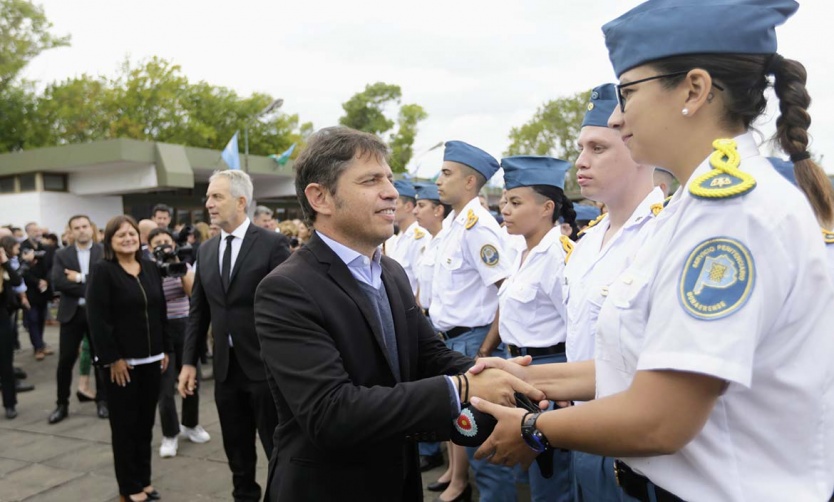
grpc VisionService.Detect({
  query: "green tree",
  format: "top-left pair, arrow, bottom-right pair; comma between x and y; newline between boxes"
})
505,91 -> 590,193
0,0 -> 69,88
389,104 -> 428,172
0,81 -> 37,151
339,82 -> 402,135
339,82 -> 428,173
15,56 -> 312,158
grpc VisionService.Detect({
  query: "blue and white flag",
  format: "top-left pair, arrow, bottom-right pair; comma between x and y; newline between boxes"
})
221,132 -> 240,170
269,143 -> 296,166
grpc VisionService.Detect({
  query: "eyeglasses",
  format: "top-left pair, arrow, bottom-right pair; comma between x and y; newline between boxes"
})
615,71 -> 725,112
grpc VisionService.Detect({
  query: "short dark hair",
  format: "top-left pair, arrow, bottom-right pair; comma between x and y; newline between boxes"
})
293,126 -> 389,224
148,227 -> 174,246
152,204 -> 173,218
398,195 -> 416,208
67,214 -> 91,228
531,185 -> 578,236
102,215 -> 142,262
428,200 -> 453,218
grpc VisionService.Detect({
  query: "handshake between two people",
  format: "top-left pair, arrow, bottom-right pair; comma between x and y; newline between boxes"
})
452,355 -> 554,472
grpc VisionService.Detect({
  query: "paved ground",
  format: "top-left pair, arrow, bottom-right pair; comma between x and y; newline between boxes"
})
0,324 -> 482,501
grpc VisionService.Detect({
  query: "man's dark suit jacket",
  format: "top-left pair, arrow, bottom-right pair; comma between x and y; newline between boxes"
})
51,243 -> 103,324
254,233 -> 473,502
184,223 -> 290,382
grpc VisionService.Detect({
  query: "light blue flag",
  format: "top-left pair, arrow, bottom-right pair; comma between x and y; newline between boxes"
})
221,132 -> 240,170
269,143 -> 296,166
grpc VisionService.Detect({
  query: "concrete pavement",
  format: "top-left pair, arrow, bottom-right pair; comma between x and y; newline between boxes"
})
0,324 -> 482,501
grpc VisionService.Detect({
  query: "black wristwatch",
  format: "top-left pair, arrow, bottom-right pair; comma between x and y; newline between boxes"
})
520,412 -> 550,453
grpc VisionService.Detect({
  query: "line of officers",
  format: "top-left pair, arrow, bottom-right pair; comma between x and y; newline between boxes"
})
379,83 -> 834,502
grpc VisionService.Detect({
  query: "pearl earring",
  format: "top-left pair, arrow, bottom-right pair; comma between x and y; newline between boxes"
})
682,108 -> 689,116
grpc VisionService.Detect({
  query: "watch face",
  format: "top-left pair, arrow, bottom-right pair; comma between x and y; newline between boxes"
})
522,414 -> 546,453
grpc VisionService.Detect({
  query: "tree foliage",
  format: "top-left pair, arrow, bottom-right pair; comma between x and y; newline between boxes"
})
0,56 -> 312,157
339,82 -> 428,172
505,91 -> 591,193
389,104 -> 428,172
0,0 -> 69,88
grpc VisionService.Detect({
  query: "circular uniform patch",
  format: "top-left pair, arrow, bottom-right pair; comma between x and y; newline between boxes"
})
480,244 -> 499,267
679,237 -> 755,320
455,408 -> 477,437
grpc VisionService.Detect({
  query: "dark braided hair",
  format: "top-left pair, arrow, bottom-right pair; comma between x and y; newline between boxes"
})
649,53 -> 834,228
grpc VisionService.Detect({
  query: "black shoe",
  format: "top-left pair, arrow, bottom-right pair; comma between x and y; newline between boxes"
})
5,407 -> 17,419
433,484 -> 471,502
76,390 -> 95,402
15,380 -> 34,393
48,405 -> 68,424
144,489 -> 161,500
419,453 -> 444,472
97,401 -> 109,419
427,480 -> 451,492
13,367 -> 26,380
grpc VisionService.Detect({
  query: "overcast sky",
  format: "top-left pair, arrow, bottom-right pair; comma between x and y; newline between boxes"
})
23,0 -> 834,177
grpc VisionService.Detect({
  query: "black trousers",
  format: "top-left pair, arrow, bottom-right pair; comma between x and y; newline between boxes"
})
0,313 -> 16,408
106,361 -> 161,496
56,306 -> 108,406
215,349 -> 278,502
158,317 -> 199,437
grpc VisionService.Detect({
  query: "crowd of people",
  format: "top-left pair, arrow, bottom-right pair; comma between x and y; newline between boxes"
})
3,0 -> 834,501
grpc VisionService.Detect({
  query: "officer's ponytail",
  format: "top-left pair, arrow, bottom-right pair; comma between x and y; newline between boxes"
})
531,185 -> 578,238
771,56 -> 834,228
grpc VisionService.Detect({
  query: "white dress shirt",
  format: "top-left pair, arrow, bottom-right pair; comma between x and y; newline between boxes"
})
218,217 -> 251,347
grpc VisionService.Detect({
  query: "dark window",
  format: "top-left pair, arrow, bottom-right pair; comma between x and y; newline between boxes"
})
42,174 -> 67,191
0,177 -> 14,193
18,174 -> 36,192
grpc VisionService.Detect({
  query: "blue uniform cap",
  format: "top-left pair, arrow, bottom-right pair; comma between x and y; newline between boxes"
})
602,0 -> 799,77
393,179 -> 417,199
575,205 -> 601,222
413,182 -> 441,202
767,157 -> 796,187
501,156 -> 571,191
582,84 -> 618,128
443,141 -> 500,181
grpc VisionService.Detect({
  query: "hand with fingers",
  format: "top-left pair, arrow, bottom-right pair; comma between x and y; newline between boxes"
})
466,366 -> 545,408
471,397 -> 540,469
110,359 -> 132,387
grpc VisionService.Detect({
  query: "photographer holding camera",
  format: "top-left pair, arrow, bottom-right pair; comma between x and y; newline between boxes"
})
148,228 -> 210,458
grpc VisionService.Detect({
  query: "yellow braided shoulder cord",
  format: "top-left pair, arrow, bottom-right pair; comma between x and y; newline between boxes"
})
559,235 -> 574,264
822,228 -> 834,245
689,138 -> 757,199
577,213 -> 606,237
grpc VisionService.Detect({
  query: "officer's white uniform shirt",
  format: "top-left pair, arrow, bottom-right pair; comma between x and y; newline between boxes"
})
430,197 -> 511,332
825,235 -> 834,282
415,231 -> 440,309
563,187 -> 664,363
382,233 -> 398,258
498,227 -> 568,348
500,226 -> 526,267
387,220 -> 428,295
595,132 -> 834,501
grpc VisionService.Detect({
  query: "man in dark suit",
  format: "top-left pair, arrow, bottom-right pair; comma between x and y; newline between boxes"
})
48,215 -> 107,424
179,169 -> 290,502
254,127 -> 545,501
19,221 -> 54,360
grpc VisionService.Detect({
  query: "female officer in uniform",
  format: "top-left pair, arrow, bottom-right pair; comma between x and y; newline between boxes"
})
468,1 -> 834,501
497,156 -> 576,502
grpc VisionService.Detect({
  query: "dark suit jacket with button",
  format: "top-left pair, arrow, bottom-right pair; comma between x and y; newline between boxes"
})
51,243 -> 103,324
254,232 -> 473,502
183,223 -> 290,382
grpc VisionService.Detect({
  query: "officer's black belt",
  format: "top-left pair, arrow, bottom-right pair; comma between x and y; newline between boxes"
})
614,460 -> 684,502
438,326 -> 473,340
508,343 -> 565,358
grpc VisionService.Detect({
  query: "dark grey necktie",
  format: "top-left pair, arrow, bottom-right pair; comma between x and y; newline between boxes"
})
221,235 -> 234,292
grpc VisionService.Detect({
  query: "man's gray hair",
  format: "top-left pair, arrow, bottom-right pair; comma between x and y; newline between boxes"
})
210,170 -> 254,208
253,205 -> 273,218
